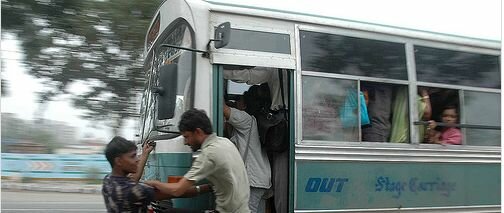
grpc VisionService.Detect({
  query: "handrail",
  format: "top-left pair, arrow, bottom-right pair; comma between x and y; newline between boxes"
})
414,121 -> 500,130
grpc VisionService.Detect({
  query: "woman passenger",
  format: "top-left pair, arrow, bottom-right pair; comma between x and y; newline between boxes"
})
427,106 -> 462,145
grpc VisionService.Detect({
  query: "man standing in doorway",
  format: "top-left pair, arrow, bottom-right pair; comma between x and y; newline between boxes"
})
224,88 -> 272,213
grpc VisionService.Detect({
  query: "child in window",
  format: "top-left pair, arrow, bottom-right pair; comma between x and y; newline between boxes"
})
427,106 -> 462,145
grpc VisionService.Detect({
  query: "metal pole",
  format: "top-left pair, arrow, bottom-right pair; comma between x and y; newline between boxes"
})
413,121 -> 500,130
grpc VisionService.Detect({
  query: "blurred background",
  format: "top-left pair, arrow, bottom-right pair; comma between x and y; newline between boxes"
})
1,1 -> 161,211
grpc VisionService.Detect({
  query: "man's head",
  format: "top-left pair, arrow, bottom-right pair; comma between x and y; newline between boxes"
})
104,136 -> 138,174
178,108 -> 213,152
243,84 -> 270,115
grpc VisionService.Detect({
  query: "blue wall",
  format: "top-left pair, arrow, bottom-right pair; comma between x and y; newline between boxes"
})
1,153 -> 111,179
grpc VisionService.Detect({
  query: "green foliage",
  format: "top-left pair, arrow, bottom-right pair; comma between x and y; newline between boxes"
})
1,0 -> 162,133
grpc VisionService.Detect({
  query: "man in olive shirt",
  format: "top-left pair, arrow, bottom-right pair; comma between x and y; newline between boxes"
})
146,109 -> 250,213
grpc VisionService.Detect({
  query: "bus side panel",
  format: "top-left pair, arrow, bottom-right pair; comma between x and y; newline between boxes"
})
295,161 -> 500,210
144,137 -> 213,210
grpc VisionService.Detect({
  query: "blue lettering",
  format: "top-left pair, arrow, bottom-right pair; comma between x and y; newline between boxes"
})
419,182 -> 428,191
375,176 -> 386,192
305,177 -> 348,193
318,178 -> 335,192
375,176 -> 406,198
377,176 -> 457,198
427,181 -> 437,191
305,178 -> 321,192
437,181 -> 456,197
409,178 -> 418,193
334,178 -> 348,192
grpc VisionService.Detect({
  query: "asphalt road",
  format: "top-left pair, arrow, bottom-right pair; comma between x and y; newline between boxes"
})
2,190 -> 106,212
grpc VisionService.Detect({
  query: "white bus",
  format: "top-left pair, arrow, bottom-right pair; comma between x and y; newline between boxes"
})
140,0 -> 501,212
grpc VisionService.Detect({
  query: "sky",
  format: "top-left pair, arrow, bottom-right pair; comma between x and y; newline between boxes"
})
213,0 -> 501,40
1,0 -> 501,142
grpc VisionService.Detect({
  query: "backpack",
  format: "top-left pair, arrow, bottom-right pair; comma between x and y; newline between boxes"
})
246,71 -> 289,153
255,108 -> 289,153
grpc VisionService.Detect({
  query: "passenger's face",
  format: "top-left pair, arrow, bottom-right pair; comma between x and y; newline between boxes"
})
116,150 -> 138,174
441,109 -> 458,124
181,130 -> 202,152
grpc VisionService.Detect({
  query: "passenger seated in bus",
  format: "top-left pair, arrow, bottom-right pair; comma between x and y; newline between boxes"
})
224,67 -> 289,213
224,87 -> 272,213
427,106 -> 462,145
389,87 -> 432,143
361,82 -> 393,142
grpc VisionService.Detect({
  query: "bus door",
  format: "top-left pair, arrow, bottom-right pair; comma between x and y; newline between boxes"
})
217,65 -> 294,213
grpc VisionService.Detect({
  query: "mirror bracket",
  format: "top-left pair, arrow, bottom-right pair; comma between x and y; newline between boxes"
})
158,22 -> 230,58
212,22 -> 230,49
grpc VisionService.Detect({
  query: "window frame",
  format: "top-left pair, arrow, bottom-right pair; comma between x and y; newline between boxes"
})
299,30 -> 409,80
414,45 -> 500,89
295,24 -> 501,148
140,19 -> 196,142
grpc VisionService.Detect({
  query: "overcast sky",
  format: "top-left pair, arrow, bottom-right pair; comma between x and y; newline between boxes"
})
1,0 -> 501,141
213,0 -> 501,40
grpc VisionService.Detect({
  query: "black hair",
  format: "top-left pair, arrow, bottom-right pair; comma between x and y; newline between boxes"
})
443,105 -> 458,113
244,84 -> 271,116
104,136 -> 137,168
178,108 -> 213,134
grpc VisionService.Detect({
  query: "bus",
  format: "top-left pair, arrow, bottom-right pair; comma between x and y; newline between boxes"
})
140,0 -> 501,212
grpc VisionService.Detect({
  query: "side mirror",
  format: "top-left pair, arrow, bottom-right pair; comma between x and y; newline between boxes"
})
214,22 -> 231,49
154,64 -> 178,120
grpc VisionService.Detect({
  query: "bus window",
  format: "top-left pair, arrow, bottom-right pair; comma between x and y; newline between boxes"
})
361,82 -> 409,143
377,85 -> 435,144
225,29 -> 291,54
418,88 -> 460,144
415,46 -> 500,89
140,55 -> 156,141
427,88 -> 459,125
302,76 -> 359,141
463,91 -> 501,146
300,30 -> 407,80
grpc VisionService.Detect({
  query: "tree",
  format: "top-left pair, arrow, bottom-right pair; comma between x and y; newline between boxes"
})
2,0 -> 161,134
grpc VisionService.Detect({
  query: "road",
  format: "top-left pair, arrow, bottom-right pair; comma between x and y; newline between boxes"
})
2,190 -> 106,212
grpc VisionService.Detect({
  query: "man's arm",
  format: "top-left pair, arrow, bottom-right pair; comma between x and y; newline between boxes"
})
420,89 -> 432,120
224,103 -> 231,121
151,183 -> 212,200
131,142 -> 154,182
146,178 -> 212,198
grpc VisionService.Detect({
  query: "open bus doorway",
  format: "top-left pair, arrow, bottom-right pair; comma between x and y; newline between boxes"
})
222,66 -> 292,213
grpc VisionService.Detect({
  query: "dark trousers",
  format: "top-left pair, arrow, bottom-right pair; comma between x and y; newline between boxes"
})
270,150 -> 289,213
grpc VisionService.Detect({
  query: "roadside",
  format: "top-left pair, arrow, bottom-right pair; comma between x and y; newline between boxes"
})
2,190 -> 105,213
1,180 -> 101,194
